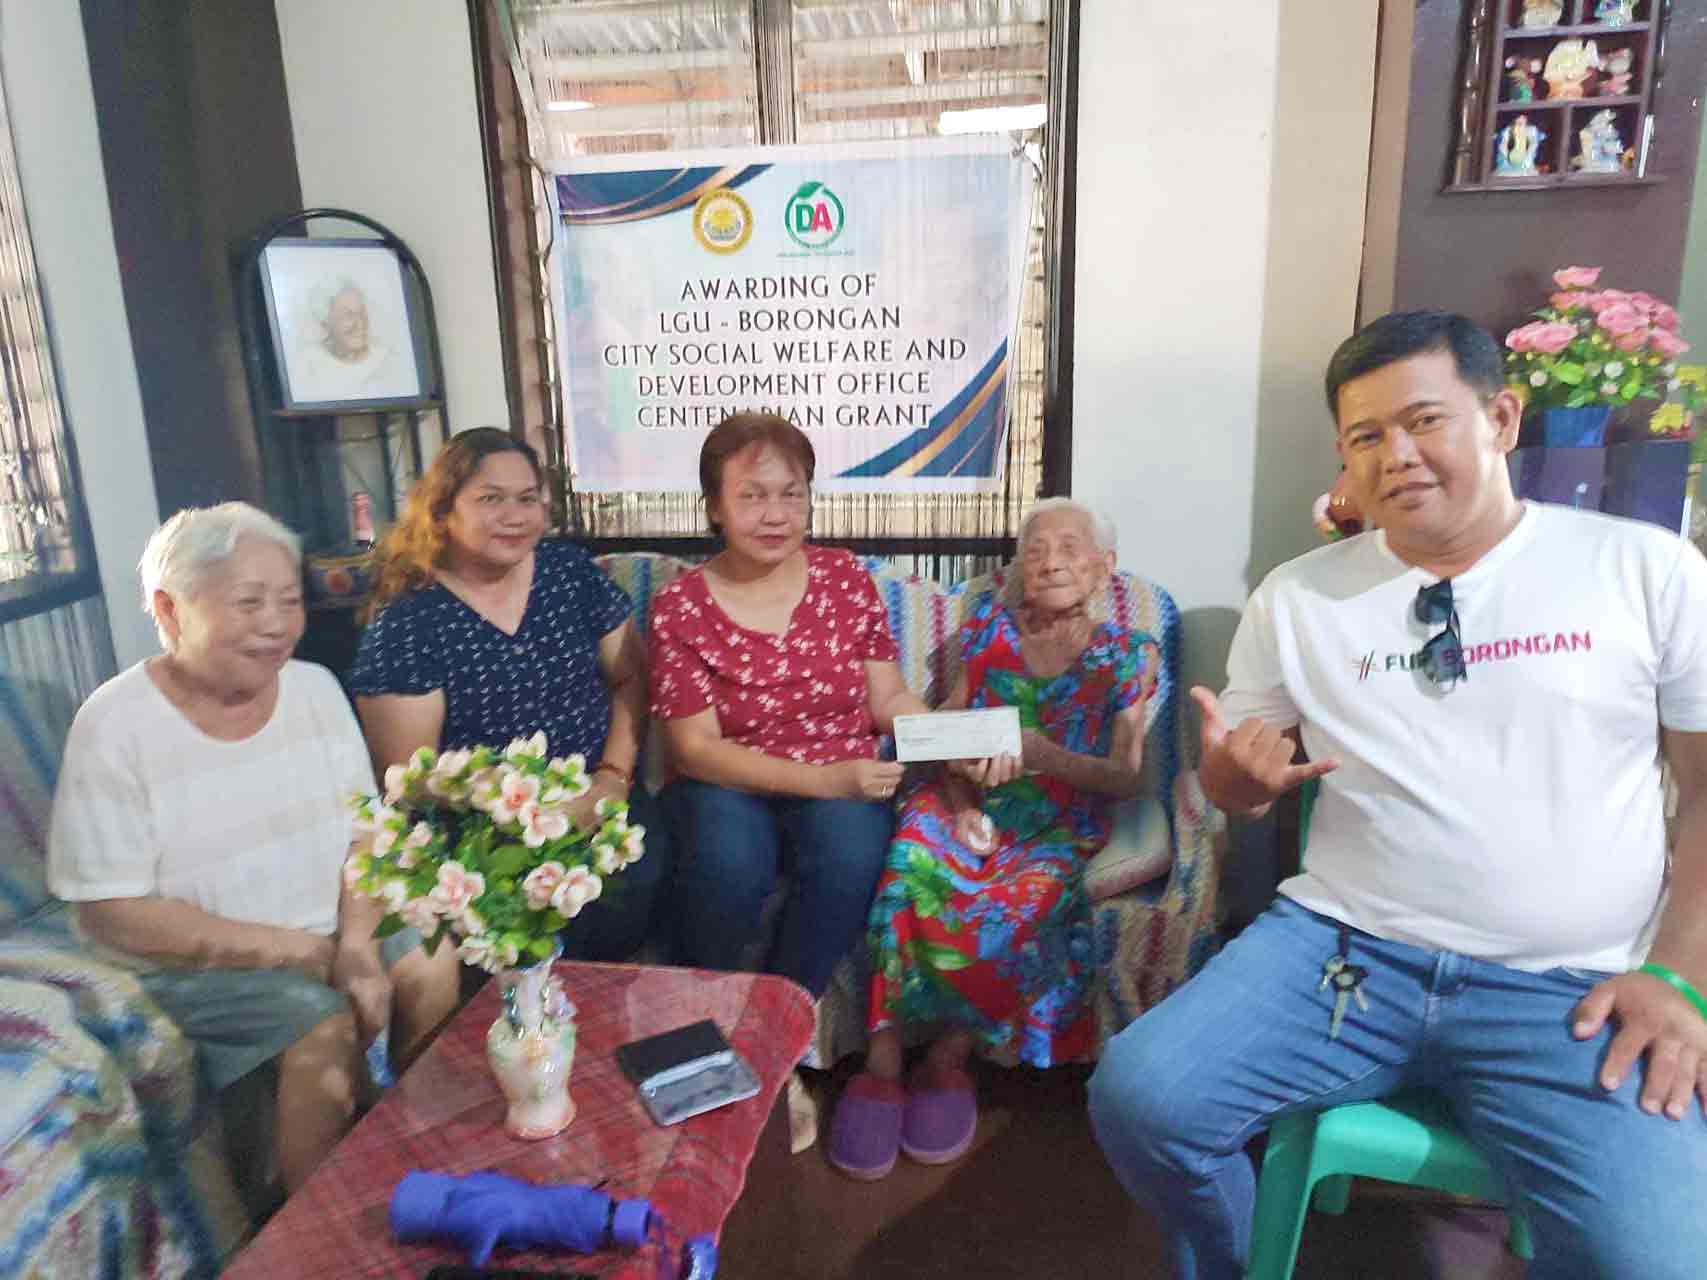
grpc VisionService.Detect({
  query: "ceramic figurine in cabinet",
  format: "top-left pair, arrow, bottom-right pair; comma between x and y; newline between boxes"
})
1573,109 -> 1625,173
1520,0 -> 1564,27
1599,47 -> 1634,95
1543,39 -> 1600,100
1593,0 -> 1637,26
1495,114 -> 1546,176
1505,56 -> 1540,101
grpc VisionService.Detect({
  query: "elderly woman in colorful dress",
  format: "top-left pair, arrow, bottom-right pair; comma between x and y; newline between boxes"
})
828,498 -> 1160,1180
48,503 -> 459,1192
350,427 -> 671,960
650,412 -> 927,997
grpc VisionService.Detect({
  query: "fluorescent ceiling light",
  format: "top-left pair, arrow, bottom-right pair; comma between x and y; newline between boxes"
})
936,103 -> 1046,135
547,99 -> 595,112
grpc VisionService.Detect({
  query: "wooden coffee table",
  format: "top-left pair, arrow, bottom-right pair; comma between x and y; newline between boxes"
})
225,962 -> 814,1279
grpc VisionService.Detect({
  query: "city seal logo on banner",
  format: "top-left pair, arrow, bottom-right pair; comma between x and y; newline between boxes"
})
784,181 -> 845,250
692,188 -> 753,254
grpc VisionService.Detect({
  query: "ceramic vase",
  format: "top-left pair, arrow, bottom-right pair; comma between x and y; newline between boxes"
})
1539,405 -> 1612,448
486,951 -> 577,1139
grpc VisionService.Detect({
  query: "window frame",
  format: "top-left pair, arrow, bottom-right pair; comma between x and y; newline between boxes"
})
471,0 -> 1079,556
0,64 -> 101,627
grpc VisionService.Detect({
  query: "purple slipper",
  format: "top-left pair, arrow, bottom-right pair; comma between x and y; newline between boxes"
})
900,1066 -> 977,1165
827,1073 -> 904,1181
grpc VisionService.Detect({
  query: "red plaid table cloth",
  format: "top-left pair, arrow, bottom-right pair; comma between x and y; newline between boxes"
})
226,962 -> 814,1279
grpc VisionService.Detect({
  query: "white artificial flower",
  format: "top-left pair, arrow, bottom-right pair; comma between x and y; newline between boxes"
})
1600,381 -> 1619,396
505,732 -> 549,764
458,934 -> 509,974
1604,360 -> 1625,377
1529,370 -> 1548,387
594,844 -> 622,876
379,879 -> 411,913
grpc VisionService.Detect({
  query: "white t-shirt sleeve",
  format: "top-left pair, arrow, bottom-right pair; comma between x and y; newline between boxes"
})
1656,538 -> 1707,731
48,705 -> 159,902
1219,580 -> 1302,730
304,663 -> 377,802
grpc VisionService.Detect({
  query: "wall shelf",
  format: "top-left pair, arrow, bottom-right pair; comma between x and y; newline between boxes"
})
1448,0 -> 1668,192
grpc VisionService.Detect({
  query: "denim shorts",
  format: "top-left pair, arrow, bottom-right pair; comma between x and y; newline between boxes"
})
137,927 -> 420,1090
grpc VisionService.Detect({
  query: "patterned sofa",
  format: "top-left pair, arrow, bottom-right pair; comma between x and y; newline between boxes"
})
0,674 -> 248,1278
596,552 -> 1227,1066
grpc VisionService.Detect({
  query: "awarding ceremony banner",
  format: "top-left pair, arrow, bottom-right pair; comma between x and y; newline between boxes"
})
551,137 -> 1034,492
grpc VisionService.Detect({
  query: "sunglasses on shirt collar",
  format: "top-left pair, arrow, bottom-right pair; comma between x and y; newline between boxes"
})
1413,579 -> 1466,690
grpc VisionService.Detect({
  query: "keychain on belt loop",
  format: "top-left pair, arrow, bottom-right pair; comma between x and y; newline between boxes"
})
1320,924 -> 1369,1040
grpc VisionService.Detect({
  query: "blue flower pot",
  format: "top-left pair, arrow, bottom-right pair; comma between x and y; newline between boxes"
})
1540,405 -> 1613,448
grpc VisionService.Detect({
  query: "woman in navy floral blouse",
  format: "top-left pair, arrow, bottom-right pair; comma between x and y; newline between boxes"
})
350,428 -> 670,960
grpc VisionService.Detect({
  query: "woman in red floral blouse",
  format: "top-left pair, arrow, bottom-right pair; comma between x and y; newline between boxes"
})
651,413 -> 926,995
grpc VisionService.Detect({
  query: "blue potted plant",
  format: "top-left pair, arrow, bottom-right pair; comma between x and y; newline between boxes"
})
1503,266 -> 1692,448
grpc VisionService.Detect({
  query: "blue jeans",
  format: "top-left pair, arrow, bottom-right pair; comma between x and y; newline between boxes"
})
664,778 -> 892,997
1087,897 -> 1707,1280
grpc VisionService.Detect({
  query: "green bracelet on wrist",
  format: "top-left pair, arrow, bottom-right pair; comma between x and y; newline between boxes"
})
1637,962 -> 1707,1024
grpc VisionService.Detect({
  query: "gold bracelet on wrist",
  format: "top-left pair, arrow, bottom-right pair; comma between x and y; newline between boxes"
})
593,761 -> 633,786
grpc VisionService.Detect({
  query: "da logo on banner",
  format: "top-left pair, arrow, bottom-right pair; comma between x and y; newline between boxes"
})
693,188 -> 753,254
784,181 -> 845,250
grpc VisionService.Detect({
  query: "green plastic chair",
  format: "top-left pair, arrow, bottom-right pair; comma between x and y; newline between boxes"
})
1245,1090 -> 1534,1278
1246,782 -> 1534,1278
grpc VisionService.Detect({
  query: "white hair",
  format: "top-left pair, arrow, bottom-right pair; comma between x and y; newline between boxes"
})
1017,498 -> 1117,556
139,502 -> 301,645
1003,498 -> 1119,618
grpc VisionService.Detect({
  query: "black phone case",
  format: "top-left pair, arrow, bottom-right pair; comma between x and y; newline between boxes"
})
614,1018 -> 732,1086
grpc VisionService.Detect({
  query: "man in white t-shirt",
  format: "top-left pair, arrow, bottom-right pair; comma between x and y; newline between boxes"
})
1088,312 -> 1707,1278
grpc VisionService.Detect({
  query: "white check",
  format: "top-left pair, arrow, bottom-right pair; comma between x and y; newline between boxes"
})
892,707 -> 1023,764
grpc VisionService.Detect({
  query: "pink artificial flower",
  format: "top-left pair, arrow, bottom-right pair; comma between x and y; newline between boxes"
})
1596,302 -> 1645,337
1505,324 -> 1537,353
1650,303 -> 1681,332
1650,329 -> 1691,359
550,867 -> 603,919
1590,288 -> 1631,311
1628,291 -> 1661,313
482,766 -> 539,824
1527,322 -> 1577,355
518,801 -> 571,849
429,860 -> 485,915
522,860 -> 568,910
399,896 -> 441,933
499,770 -> 542,812
1552,266 -> 1602,289
1613,324 -> 1651,352
1550,292 -> 1592,312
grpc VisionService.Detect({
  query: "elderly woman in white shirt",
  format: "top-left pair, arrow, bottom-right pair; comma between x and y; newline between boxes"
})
47,503 -> 457,1192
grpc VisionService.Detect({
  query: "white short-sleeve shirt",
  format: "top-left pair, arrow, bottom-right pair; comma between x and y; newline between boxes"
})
48,660 -> 376,939
1222,503 -> 1707,973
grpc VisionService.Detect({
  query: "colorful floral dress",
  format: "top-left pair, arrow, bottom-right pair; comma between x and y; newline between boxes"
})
866,599 -> 1158,1067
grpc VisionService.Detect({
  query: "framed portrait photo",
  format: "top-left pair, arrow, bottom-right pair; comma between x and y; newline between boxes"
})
258,238 -> 431,413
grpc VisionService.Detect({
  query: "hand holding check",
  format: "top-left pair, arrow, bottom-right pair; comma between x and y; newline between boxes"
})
1191,687 -> 1339,814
